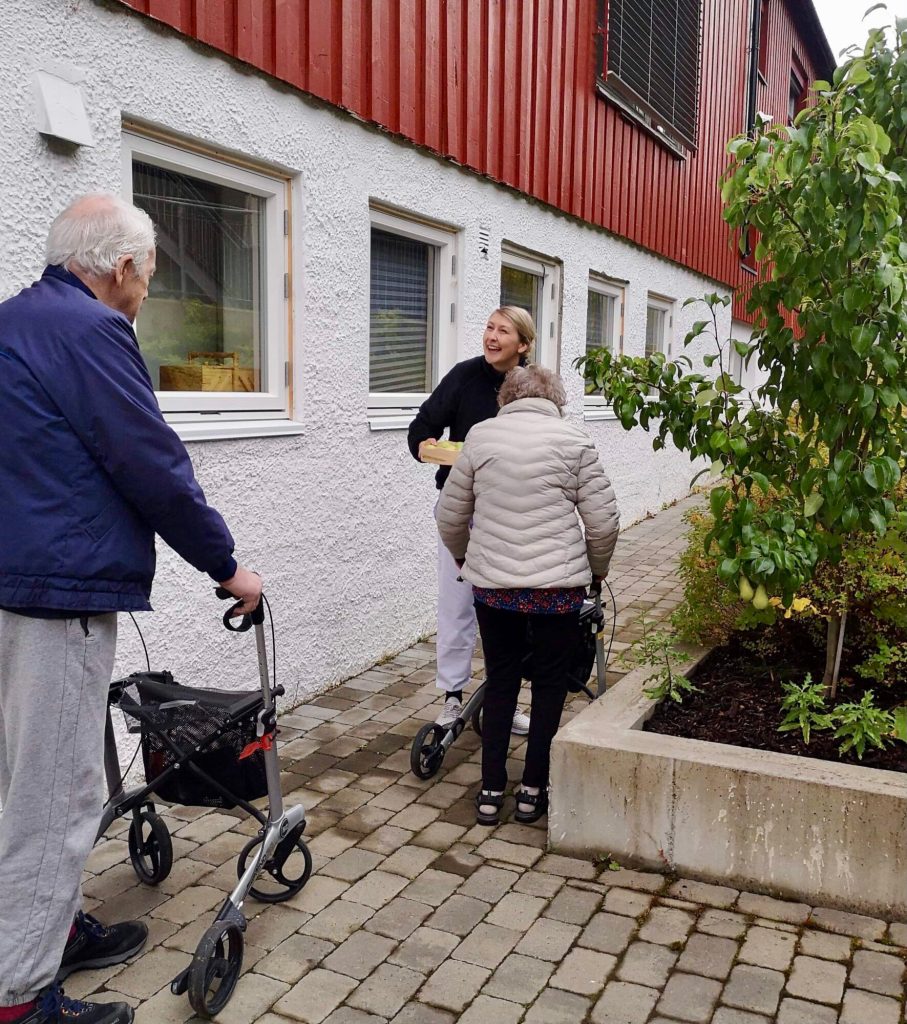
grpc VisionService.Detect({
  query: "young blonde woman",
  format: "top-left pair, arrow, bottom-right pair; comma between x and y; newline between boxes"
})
436,365 -> 620,825
408,307 -> 535,734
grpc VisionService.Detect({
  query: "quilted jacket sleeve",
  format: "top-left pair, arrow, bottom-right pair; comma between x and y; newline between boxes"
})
435,447 -> 476,560
575,444 -> 620,578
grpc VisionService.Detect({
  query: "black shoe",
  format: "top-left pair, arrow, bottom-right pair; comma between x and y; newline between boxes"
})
513,788 -> 548,824
57,912 -> 147,981
475,789 -> 505,827
16,985 -> 134,1022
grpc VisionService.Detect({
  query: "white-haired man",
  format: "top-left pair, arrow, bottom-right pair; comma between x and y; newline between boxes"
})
0,194 -> 261,1024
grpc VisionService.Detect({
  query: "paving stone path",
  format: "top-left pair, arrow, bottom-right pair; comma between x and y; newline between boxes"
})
78,496 -> 907,1023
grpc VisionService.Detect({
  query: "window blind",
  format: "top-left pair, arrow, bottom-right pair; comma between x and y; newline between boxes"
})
604,0 -> 702,149
586,290 -> 616,353
369,228 -> 435,394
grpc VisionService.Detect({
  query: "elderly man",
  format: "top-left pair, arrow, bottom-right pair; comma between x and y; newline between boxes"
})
0,194 -> 261,1024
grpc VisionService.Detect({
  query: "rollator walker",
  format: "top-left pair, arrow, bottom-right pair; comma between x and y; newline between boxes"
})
410,581 -> 613,779
98,591 -> 310,1018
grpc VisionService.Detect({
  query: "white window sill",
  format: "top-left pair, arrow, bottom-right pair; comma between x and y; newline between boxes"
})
368,411 -> 417,431
168,418 -> 305,442
583,406 -> 618,422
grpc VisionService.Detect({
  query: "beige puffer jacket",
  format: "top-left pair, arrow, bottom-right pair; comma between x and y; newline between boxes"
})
436,397 -> 620,589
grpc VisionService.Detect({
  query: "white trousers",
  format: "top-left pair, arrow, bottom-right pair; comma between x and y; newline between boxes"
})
435,518 -> 477,693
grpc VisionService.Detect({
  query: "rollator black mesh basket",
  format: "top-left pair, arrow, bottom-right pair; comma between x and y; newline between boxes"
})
521,600 -> 600,693
130,672 -> 268,810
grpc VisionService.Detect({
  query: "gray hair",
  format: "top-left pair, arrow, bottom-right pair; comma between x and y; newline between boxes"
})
46,193 -> 156,276
498,364 -> 567,409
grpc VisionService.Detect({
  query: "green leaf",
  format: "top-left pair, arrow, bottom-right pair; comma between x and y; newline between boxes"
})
710,486 -> 730,519
864,464 -> 880,491
804,494 -> 824,517
869,508 -> 888,536
695,388 -> 718,406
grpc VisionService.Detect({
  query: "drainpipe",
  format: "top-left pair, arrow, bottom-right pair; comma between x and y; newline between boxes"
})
746,0 -> 762,137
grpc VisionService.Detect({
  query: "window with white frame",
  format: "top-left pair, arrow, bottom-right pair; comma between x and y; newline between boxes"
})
122,133 -> 289,425
584,276 -> 624,411
500,246 -> 561,369
645,293 -> 673,359
369,207 -> 457,416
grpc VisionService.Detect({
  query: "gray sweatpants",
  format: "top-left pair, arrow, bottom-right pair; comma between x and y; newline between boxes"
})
0,611 -> 117,1005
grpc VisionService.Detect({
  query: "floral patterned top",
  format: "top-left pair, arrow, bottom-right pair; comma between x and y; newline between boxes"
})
472,586 -> 586,614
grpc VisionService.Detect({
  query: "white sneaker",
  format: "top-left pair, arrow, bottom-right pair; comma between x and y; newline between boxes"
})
436,696 -> 463,729
511,708 -> 530,735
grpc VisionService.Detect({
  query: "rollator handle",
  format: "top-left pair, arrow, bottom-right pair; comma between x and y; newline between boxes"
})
215,587 -> 265,631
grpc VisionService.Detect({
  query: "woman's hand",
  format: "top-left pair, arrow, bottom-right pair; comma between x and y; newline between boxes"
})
418,437 -> 439,462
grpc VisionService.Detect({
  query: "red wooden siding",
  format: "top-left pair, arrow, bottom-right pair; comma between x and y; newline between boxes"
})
117,0 -> 830,312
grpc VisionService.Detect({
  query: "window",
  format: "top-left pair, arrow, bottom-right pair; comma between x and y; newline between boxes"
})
123,133 -> 289,429
584,277 -> 624,414
368,207 -> 457,419
500,246 -> 561,369
757,0 -> 770,79
788,69 -> 807,124
597,0 -> 703,154
646,294 -> 673,358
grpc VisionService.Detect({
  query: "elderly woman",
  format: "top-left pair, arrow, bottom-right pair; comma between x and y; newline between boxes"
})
436,365 -> 620,825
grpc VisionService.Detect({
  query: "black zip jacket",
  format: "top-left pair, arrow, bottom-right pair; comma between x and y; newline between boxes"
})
407,355 -> 509,489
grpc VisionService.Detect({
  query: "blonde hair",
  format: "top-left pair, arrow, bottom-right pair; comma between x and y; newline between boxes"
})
493,305 -> 536,357
498,364 -> 567,409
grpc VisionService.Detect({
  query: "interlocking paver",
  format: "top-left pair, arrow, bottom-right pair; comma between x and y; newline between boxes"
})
839,988 -> 901,1024
416,960 -> 491,1013
544,885 -> 601,925
617,940 -> 677,988
656,973 -> 722,1022
797,929 -> 852,961
807,907 -> 886,940
723,964 -> 785,1015
637,906 -> 695,946
786,955 -> 846,1005
256,934 -> 335,985
550,947 -> 616,995
482,952 -> 555,1003
364,897 -> 434,940
515,918 -> 582,962
848,949 -> 905,995
346,963 -> 423,1018
776,997 -> 839,1024
486,891 -> 546,930
322,930 -> 398,980
676,932 -> 737,979
591,981 -> 659,1024
524,987 -> 592,1023
274,968 -> 358,1023
452,923 -> 522,969
80,500 -> 907,1024
735,893 -> 810,925
738,925 -> 798,970
390,927 -> 460,974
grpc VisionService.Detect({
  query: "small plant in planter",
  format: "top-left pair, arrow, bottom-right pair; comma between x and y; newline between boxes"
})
578,18 -> 907,698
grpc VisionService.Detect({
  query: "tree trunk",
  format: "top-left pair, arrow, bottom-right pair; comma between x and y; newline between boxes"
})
822,609 -> 847,701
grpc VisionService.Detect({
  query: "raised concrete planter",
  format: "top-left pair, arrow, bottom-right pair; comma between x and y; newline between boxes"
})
550,654 -> 907,919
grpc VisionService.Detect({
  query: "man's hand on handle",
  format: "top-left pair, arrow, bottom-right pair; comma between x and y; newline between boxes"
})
219,566 -> 262,615
418,437 -> 439,462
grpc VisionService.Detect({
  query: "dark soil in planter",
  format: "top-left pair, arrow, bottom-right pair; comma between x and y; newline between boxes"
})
643,624 -> 907,773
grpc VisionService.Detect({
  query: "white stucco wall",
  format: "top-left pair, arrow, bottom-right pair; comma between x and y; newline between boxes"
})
0,0 -> 738,702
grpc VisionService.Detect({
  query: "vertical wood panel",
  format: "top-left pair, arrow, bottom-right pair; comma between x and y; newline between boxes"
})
116,0 -> 831,309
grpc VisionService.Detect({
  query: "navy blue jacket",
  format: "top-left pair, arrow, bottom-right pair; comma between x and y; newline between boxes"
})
0,266 -> 237,613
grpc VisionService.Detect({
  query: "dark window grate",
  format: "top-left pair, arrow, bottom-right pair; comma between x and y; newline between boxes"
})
599,0 -> 703,153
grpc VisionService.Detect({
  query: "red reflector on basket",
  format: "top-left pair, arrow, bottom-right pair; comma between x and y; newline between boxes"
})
239,733 -> 273,760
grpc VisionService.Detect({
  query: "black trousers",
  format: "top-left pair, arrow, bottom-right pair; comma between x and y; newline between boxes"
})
474,601 -> 579,792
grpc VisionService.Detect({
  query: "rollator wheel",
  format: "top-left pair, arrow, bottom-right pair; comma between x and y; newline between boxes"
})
410,723 -> 446,779
470,707 -> 483,738
238,823 -> 312,904
128,809 -> 173,885
187,920 -> 244,1018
